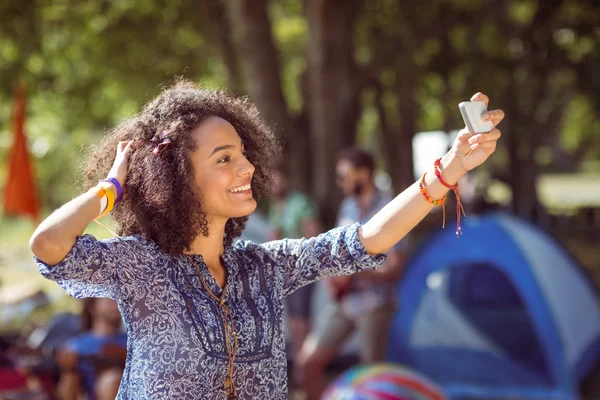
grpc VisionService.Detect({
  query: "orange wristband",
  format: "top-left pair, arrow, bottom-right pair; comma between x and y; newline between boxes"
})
88,187 -> 108,216
96,184 -> 115,219
88,186 -> 106,199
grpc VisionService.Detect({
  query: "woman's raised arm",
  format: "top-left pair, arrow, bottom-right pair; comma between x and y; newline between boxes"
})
359,93 -> 504,255
30,141 -> 132,266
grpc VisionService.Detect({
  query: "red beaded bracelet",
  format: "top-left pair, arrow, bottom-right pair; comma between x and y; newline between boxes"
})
434,159 -> 458,189
433,158 -> 466,237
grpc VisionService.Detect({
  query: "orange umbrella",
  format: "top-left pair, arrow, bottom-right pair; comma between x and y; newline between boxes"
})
3,82 -> 39,221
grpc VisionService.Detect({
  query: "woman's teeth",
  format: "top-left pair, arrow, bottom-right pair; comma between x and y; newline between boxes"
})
230,184 -> 251,193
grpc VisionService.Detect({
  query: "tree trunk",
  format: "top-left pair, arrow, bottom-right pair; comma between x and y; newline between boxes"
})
375,85 -> 402,194
394,63 -> 417,192
506,81 -> 540,220
225,0 -> 310,191
305,0 -> 361,226
205,0 -> 242,93
374,62 -> 417,195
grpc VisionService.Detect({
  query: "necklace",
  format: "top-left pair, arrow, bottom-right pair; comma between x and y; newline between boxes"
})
185,254 -> 238,399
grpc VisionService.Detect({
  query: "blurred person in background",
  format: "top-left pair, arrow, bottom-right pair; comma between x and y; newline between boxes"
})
297,148 -> 409,400
56,298 -> 127,400
268,164 -> 322,384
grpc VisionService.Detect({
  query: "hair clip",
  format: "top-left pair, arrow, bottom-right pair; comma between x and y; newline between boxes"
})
146,130 -> 172,155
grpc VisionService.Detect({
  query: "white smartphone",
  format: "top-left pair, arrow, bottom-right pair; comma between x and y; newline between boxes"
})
459,101 -> 494,134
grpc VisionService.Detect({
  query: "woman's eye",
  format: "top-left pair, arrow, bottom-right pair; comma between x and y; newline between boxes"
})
217,156 -> 231,163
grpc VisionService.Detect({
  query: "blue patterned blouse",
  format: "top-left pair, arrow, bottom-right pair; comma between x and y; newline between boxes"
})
35,222 -> 385,399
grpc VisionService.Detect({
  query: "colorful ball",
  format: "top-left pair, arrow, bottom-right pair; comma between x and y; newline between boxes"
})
322,363 -> 447,400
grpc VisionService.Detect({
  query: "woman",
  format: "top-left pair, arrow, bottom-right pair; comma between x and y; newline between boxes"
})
30,81 -> 503,399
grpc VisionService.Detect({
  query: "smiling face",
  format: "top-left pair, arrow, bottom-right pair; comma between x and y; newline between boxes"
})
189,116 -> 257,222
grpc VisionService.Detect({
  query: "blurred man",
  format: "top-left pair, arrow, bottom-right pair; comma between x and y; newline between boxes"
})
297,148 -> 408,400
268,164 -> 321,384
56,298 -> 127,400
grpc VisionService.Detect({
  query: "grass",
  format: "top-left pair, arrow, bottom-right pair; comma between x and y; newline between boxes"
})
0,214 -> 118,332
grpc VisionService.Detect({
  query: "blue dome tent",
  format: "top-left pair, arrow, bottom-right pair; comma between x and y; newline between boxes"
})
388,213 -> 600,400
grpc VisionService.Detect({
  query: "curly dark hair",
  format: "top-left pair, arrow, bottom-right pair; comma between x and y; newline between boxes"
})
83,80 -> 281,255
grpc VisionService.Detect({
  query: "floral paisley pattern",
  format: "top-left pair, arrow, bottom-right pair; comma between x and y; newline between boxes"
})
35,222 -> 385,399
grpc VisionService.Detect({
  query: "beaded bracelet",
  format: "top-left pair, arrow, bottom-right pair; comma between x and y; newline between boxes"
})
434,159 -> 458,189
433,158 -> 467,237
419,172 -> 447,205
419,172 -> 447,230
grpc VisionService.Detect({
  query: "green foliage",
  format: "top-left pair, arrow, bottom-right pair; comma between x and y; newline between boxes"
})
270,1 -> 307,113
0,0 -> 226,210
0,0 -> 598,214
562,94 -> 600,160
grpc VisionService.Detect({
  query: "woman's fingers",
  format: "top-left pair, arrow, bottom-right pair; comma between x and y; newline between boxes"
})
479,141 -> 497,154
469,141 -> 497,153
483,109 -> 505,126
470,92 -> 489,107
117,140 -> 134,156
468,128 -> 501,144
123,140 -> 134,154
456,128 -> 474,143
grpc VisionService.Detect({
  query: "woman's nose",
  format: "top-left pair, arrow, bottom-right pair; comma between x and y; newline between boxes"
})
238,157 -> 255,177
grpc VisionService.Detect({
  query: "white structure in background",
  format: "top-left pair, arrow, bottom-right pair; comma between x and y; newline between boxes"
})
412,130 -> 457,180
376,130 -> 456,193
